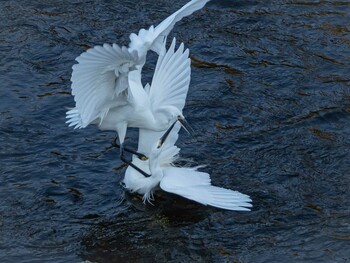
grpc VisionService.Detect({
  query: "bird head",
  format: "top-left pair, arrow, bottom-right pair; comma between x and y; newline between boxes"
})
156,106 -> 192,135
156,105 -> 180,124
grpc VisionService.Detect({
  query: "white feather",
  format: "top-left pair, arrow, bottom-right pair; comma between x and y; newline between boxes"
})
70,44 -> 140,127
124,122 -> 252,211
66,0 -> 207,148
136,39 -> 190,157
129,0 -> 210,56
160,168 -> 252,211
149,38 -> 191,112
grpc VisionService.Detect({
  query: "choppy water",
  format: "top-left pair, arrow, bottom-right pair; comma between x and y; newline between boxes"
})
1,0 -> 350,262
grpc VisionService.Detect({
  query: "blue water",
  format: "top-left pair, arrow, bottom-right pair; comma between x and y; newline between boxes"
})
1,0 -> 349,262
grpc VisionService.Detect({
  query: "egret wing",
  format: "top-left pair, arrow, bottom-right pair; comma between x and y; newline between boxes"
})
129,0 -> 210,56
149,38 -> 191,113
69,44 -> 140,127
160,168 -> 253,211
66,107 -> 83,129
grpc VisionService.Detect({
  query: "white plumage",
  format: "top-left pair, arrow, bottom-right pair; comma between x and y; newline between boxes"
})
66,0 -> 210,149
65,0 -> 252,211
123,123 -> 252,211
67,38 -> 191,149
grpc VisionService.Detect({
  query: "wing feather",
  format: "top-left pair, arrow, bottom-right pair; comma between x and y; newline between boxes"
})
149,38 -> 191,112
129,0 -> 210,55
69,44 -> 140,127
160,168 -> 252,211
66,108 -> 83,129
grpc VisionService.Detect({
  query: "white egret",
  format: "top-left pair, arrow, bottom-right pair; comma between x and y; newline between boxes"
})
66,0 -> 210,164
123,122 -> 253,211
67,38 -> 191,176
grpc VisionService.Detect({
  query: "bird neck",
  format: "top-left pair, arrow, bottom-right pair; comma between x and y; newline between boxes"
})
149,151 -> 163,181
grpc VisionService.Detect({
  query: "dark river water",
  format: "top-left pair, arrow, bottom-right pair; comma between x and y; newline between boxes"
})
1,0 -> 350,262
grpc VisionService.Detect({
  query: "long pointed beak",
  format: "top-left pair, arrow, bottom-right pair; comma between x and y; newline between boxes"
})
177,116 -> 193,135
157,120 -> 177,148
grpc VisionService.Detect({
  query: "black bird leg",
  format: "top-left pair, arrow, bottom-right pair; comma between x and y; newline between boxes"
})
119,143 -> 151,177
112,137 -> 148,160
113,121 -> 179,178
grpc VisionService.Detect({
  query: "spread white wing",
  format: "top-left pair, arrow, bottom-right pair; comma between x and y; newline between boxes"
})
68,44 -> 140,128
160,168 -> 253,211
137,38 -> 190,156
67,0 -> 209,129
149,38 -> 191,114
129,0 -> 210,56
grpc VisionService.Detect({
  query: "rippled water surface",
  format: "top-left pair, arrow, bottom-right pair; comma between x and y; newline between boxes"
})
1,0 -> 350,262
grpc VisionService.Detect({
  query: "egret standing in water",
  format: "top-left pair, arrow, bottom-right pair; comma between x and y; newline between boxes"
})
123,122 -> 252,211
66,0 -> 210,171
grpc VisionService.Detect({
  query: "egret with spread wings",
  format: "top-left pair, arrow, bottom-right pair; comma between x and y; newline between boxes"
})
66,0 -> 210,169
67,38 -> 191,175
